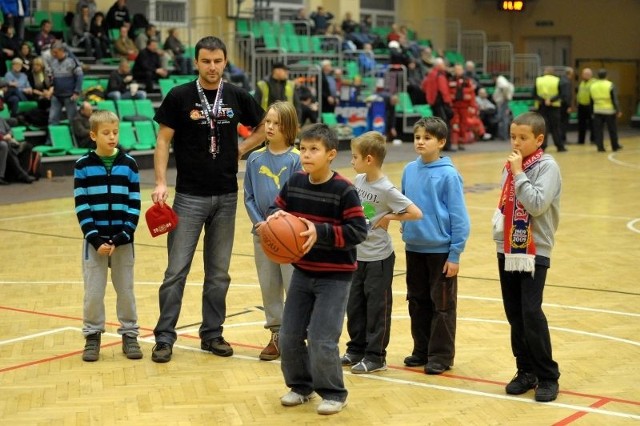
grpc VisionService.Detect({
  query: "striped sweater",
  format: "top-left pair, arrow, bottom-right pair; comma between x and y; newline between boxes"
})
273,171 -> 367,275
74,150 -> 141,250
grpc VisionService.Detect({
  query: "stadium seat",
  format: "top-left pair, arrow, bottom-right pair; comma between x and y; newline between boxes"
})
133,121 -> 156,149
95,100 -> 117,114
34,125 -> 90,156
134,99 -> 155,120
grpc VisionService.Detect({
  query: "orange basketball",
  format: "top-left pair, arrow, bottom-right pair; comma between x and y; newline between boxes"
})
260,214 -> 308,264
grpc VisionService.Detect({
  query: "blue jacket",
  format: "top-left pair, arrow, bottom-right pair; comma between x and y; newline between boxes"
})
74,149 -> 141,250
0,0 -> 30,17
401,155 -> 470,263
50,53 -> 83,97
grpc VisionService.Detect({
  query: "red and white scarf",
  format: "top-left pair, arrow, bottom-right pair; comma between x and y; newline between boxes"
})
498,149 -> 544,275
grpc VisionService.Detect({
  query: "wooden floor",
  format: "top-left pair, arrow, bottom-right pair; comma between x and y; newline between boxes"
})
1,134 -> 640,425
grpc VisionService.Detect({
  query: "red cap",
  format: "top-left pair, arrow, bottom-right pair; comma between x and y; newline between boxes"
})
145,204 -> 178,237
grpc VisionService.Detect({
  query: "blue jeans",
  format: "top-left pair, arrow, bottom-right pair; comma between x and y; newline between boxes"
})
153,191 -> 237,345
49,95 -> 78,124
279,269 -> 352,402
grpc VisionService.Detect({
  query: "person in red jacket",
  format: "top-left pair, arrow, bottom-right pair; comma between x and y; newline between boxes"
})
421,58 -> 454,151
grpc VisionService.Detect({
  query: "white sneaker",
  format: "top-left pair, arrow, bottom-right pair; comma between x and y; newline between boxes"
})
317,398 -> 347,415
280,390 -> 316,406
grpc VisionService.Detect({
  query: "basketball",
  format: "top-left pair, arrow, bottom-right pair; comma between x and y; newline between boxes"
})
260,214 -> 308,264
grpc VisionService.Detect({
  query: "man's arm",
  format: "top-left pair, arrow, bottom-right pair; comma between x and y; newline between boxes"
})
151,123 -> 175,205
238,121 -> 265,159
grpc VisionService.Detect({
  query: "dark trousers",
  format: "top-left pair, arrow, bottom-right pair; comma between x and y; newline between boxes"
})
345,253 -> 395,363
498,255 -> 560,381
430,101 -> 454,150
592,113 -> 620,151
406,251 -> 457,366
538,105 -> 564,151
577,104 -> 594,144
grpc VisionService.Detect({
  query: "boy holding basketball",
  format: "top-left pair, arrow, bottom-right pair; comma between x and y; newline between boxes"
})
341,131 -> 422,374
401,116 -> 470,375
264,123 -> 367,415
493,112 -> 561,402
74,110 -> 142,362
244,101 -> 301,361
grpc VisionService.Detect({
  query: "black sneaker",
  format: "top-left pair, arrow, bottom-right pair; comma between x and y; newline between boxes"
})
82,333 -> 101,362
351,359 -> 387,374
201,336 -> 233,357
505,370 -> 538,395
151,342 -> 173,363
122,334 -> 143,360
340,352 -> 362,366
403,354 -> 427,367
535,380 -> 559,402
425,362 -> 450,375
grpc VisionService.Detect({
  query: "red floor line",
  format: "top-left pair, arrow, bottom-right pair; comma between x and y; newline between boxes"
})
552,398 -> 612,425
2,304 -> 640,409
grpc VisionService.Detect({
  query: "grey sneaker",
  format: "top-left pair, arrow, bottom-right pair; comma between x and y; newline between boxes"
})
340,352 -> 362,366
317,399 -> 347,415
201,336 -> 233,357
151,342 -> 173,363
351,359 -> 387,374
280,391 -> 316,406
82,333 -> 101,362
122,334 -> 143,360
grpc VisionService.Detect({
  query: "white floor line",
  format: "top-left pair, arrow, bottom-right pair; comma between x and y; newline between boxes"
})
0,326 -> 77,346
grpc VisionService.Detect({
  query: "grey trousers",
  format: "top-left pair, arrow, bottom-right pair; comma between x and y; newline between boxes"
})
82,240 -> 139,337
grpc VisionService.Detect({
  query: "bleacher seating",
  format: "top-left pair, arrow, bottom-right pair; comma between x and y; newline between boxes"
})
33,125 -> 89,157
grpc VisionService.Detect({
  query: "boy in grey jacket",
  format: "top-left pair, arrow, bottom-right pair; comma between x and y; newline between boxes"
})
492,112 -> 561,402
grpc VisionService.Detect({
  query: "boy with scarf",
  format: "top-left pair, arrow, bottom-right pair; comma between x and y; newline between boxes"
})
492,112 -> 561,402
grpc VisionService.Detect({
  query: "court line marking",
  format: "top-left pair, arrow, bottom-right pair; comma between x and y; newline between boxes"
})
608,152 -> 640,169
1,324 -> 640,421
0,327 -> 76,346
627,218 -> 640,234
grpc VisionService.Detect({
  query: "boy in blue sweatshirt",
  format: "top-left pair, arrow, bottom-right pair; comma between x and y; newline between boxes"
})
74,109 -> 142,362
401,116 -> 470,375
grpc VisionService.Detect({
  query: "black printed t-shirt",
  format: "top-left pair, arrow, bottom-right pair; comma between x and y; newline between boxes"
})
154,80 -> 264,196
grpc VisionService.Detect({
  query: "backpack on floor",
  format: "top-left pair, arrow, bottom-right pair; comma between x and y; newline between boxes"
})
19,149 -> 42,180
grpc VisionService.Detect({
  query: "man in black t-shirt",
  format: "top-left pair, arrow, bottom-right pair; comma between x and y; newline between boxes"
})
150,36 -> 266,364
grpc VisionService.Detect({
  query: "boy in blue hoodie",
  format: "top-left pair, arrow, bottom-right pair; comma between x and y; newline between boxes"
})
401,116 -> 470,375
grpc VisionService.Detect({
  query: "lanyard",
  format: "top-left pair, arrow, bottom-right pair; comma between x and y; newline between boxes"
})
196,79 -> 224,159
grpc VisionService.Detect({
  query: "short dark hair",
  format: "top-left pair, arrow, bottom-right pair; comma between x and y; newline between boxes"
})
299,123 -> 338,151
597,68 -> 607,79
413,116 -> 448,141
195,36 -> 227,60
512,111 -> 546,137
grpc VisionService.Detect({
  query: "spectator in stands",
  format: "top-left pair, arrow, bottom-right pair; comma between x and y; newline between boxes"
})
223,61 -> 250,91
292,8 -> 311,35
27,56 -> 53,109
106,58 -> 146,101
358,42 -> 378,73
71,101 -> 95,149
492,74 -> 514,141
476,87 -> 497,137
76,0 -> 97,18
163,27 -> 192,76
106,0 -> 130,32
590,68 -> 622,152
3,56 -> 32,116
558,67 -> 573,143
0,24 -> 20,61
72,4 -> 103,59
463,60 -> 481,92
34,19 -> 56,54
135,24 -> 169,70
388,40 -> 410,67
296,82 -> 318,126
419,46 -> 436,74
113,24 -> 137,60
17,41 -> 34,71
132,39 -> 168,93
0,116 -> 35,185
310,6 -> 334,35
359,15 -> 382,49
320,59 -> 338,113
386,24 -> 402,44
341,12 -> 359,35
576,67 -> 594,145
406,57 -> 426,106
0,0 -> 29,42
254,62 -> 301,121
534,66 -> 566,152
90,12 -> 111,60
48,41 -> 83,125
422,57 -> 454,150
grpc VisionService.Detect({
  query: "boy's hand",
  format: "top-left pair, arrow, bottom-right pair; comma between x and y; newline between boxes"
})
372,214 -> 391,231
254,221 -> 265,236
298,217 -> 317,254
97,243 -> 114,256
443,261 -> 459,278
507,149 -> 524,175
